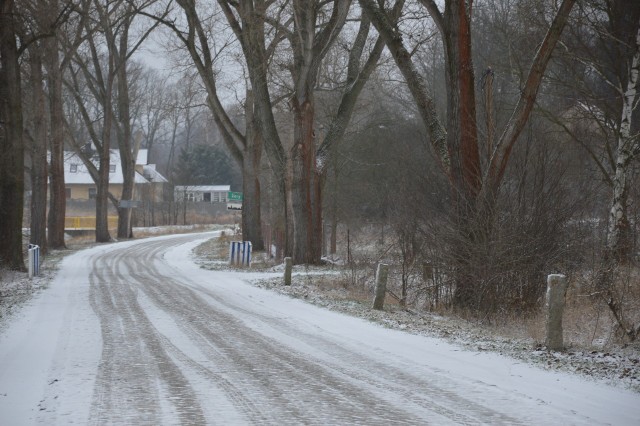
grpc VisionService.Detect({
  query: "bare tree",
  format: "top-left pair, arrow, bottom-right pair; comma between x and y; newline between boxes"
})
215,0 -> 391,263
136,69 -> 169,158
66,0 -> 161,241
148,0 -> 269,250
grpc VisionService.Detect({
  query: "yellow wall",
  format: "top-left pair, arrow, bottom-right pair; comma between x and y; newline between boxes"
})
65,216 -> 118,230
67,184 -> 126,200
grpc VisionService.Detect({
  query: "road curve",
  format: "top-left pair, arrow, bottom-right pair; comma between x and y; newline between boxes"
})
1,232 -> 638,425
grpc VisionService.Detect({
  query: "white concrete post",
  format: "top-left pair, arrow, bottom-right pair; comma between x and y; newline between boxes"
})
28,248 -> 35,279
284,257 -> 292,286
545,274 -> 568,351
372,263 -> 389,310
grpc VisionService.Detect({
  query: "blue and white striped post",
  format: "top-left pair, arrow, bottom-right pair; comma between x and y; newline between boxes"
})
229,241 -> 252,267
28,244 -> 40,278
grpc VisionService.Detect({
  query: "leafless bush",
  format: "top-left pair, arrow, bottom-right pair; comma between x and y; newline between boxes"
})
376,130 -> 583,318
584,263 -> 640,343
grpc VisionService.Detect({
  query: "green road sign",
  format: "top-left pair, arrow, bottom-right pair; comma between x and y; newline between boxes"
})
228,191 -> 243,201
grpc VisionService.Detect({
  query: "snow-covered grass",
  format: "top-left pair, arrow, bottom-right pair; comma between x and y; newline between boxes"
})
0,250 -> 65,333
194,235 -> 640,393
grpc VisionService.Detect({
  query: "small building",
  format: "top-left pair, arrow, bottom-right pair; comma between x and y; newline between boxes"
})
137,163 -> 169,203
174,185 -> 231,203
64,149 -> 168,202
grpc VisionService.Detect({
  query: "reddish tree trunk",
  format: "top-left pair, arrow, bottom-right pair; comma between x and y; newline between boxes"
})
290,98 -> 323,264
442,0 -> 483,307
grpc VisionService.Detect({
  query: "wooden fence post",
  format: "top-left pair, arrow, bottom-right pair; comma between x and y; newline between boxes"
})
372,263 -> 389,310
545,274 -> 568,351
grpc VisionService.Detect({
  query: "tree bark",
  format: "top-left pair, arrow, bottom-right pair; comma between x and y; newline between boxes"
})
95,58 -> 114,243
242,91 -> 264,251
116,24 -> 135,240
28,43 -> 48,254
0,0 -> 25,270
443,0 -> 481,202
286,0 -> 360,264
290,97 -> 322,264
44,0 -> 67,250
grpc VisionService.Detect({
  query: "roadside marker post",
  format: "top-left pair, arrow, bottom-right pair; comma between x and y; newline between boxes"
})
229,241 -> 252,267
545,274 -> 568,350
28,244 -> 40,278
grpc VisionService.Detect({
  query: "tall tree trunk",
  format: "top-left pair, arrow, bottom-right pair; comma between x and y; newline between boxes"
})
0,0 -> 25,270
28,44 -> 48,254
241,146 -> 264,251
116,47 -> 135,240
284,0 -> 351,265
45,22 -> 66,249
442,0 -> 483,308
242,92 -> 264,250
290,97 -> 323,264
95,74 -> 114,243
443,0 -> 481,201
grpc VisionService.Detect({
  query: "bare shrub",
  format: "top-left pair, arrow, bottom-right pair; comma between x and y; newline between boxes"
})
586,265 -> 640,343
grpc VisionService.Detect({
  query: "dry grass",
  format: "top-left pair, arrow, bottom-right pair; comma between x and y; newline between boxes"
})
562,268 -> 640,349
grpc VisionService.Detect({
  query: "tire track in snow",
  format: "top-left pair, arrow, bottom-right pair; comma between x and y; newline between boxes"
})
88,239 -> 207,425
123,238 -> 427,424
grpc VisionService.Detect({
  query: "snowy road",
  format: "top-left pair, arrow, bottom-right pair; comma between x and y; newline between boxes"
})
1,232 -> 638,425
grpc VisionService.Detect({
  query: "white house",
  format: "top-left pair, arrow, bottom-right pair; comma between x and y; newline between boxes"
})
64,149 -> 168,201
174,185 -> 231,203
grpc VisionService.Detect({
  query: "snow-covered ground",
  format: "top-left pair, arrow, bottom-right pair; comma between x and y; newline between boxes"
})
1,231 -> 639,424
239,269 -> 640,394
